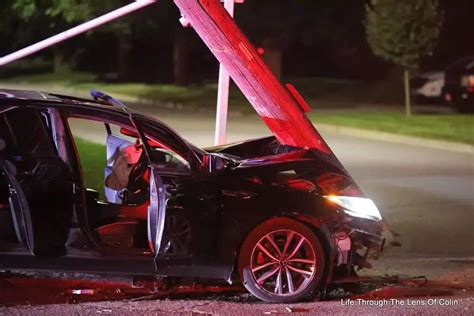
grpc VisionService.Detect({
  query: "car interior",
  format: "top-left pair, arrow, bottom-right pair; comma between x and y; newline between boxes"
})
0,109 -> 193,257
0,116 -> 24,247
68,117 -> 190,254
62,118 -> 148,252
0,110 -> 75,256
0,142 -> 17,244
0,132 -> 11,236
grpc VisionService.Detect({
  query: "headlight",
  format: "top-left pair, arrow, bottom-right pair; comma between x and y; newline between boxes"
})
324,195 -> 382,221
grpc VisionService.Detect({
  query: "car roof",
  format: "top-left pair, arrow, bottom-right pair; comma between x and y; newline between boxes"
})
0,88 -> 125,112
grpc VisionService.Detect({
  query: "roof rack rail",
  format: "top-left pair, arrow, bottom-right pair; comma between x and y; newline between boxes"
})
90,89 -> 128,110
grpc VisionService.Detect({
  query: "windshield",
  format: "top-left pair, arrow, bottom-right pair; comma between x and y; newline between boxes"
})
185,140 -> 207,160
134,114 -> 206,168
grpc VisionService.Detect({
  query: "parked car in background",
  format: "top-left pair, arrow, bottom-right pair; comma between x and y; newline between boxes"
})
411,71 -> 444,104
442,56 -> 474,113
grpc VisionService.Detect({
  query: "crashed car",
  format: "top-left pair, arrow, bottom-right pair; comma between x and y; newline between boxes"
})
0,88 -> 384,303
411,71 -> 444,104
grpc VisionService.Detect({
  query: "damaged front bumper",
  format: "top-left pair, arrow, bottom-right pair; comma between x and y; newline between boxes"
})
330,216 -> 386,273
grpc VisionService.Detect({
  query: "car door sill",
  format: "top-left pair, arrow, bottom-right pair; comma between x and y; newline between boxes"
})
0,252 -> 156,275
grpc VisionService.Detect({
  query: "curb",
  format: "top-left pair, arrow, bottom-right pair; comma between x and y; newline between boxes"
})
316,123 -> 474,154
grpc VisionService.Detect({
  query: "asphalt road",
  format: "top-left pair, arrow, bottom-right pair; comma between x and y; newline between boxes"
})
324,129 -> 474,257
1,296 -> 472,315
3,107 -> 473,314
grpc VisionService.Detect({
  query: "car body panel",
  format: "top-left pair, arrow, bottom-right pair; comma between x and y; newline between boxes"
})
411,71 -> 444,100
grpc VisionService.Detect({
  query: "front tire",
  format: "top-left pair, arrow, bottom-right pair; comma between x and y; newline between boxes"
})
238,218 -> 326,303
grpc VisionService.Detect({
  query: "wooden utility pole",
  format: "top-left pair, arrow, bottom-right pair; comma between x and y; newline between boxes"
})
174,0 -> 331,152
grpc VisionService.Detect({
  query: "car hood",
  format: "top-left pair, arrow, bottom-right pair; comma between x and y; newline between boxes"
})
206,137 -> 365,198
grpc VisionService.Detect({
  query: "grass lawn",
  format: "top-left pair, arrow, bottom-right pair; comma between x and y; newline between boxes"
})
74,138 -> 106,195
1,71 -> 405,109
2,72 -> 473,144
1,72 -> 251,109
310,112 -> 474,144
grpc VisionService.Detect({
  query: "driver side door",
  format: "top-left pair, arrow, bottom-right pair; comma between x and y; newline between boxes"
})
137,117 -> 225,278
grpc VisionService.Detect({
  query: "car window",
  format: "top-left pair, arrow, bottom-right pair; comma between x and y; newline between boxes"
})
147,143 -> 190,171
67,116 -> 133,197
4,108 -> 55,156
139,120 -> 198,170
0,116 -> 14,154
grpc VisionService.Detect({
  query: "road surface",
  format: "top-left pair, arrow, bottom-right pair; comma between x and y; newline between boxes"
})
2,107 -> 473,314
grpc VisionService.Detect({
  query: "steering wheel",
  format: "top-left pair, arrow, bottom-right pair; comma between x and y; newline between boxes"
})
125,151 -> 150,205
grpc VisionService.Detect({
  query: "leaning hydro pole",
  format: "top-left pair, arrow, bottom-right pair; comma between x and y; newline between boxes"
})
174,0 -> 331,152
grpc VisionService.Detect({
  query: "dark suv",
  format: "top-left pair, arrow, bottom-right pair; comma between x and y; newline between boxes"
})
442,56 -> 474,112
0,89 -> 385,303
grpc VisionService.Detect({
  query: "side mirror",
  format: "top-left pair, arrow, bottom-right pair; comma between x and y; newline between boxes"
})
120,127 -> 139,138
203,153 -> 227,173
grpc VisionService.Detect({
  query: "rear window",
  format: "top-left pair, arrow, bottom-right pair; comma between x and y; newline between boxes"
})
3,108 -> 55,156
0,116 -> 13,152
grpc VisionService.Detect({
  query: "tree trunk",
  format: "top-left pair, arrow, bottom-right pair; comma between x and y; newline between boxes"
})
117,35 -> 132,80
404,68 -> 412,117
173,28 -> 192,86
53,47 -> 71,74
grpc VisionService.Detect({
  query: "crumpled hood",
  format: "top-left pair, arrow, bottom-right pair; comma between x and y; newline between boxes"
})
206,137 -> 365,198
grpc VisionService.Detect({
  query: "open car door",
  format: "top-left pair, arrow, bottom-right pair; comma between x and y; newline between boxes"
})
0,151 -> 34,253
131,114 -> 204,272
147,170 -> 167,259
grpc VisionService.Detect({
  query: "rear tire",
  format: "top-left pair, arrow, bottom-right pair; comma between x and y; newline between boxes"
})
238,218 -> 326,303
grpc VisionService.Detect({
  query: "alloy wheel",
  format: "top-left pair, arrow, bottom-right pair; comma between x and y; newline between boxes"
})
249,229 -> 317,296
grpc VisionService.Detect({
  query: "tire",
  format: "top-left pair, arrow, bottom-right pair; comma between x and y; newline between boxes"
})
238,218 -> 326,303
